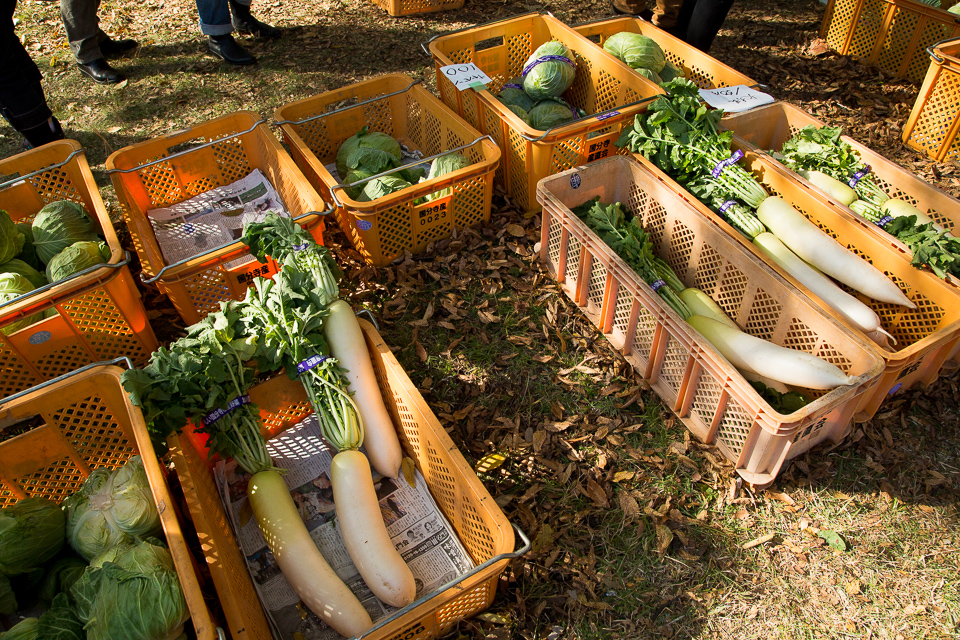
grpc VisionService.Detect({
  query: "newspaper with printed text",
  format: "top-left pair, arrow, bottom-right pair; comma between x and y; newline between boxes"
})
214,415 -> 476,640
146,169 -> 288,267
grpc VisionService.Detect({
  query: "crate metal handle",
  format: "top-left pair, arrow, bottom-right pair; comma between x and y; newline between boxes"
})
140,209 -> 331,285
927,35 -> 960,63
353,522 -> 530,640
0,251 -> 131,314
518,94 -> 658,142
274,80 -> 420,128
355,308 -> 380,331
0,356 -> 133,410
105,119 -> 268,175
328,135 -> 494,208
0,148 -> 86,192
420,11 -> 549,55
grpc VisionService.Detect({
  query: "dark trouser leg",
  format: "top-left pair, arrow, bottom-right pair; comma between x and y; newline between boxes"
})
675,0 -> 736,52
60,0 -> 106,64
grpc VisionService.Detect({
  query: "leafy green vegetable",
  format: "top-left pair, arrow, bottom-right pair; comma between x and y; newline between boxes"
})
635,67 -> 663,84
63,456 -> 162,561
527,99 -> 578,131
0,617 -> 37,640
748,380 -> 810,414
0,259 -> 46,289
31,201 -> 100,265
658,61 -> 683,82
37,593 -> 84,640
950,2 -> 960,14
571,197 -> 691,319
0,498 -> 65,576
603,32 -> 666,73
497,78 -> 535,112
0,273 -> 42,334
0,211 -> 24,265
13,223 -> 39,270
71,539 -> 188,640
522,41 -> 577,100
505,104 -> 529,123
0,573 -> 16,615
335,126 -> 402,179
884,215 -> 960,278
45,240 -> 110,283
422,153 -> 470,202
357,175 -> 412,202
342,167 -> 374,200
38,557 -> 87,605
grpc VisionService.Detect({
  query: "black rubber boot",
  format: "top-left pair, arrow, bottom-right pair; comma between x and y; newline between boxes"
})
20,117 -> 65,150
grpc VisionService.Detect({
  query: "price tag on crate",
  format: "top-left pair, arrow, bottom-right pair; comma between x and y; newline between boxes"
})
698,85 -> 775,113
440,63 -> 493,92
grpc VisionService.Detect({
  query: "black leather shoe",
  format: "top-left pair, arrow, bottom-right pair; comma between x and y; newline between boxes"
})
231,15 -> 281,38
77,58 -> 124,84
99,36 -> 138,57
208,35 -> 257,65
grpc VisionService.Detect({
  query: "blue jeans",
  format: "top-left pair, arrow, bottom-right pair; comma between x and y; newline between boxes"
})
196,0 -> 251,36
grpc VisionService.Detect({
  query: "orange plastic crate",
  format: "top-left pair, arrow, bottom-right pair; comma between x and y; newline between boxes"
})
903,36 -> 960,162
169,319 -> 526,640
624,140 -> 960,421
0,361 -> 217,640
724,102 -> 960,284
820,0 -> 960,82
538,156 -> 885,488
369,0 -> 462,17
275,75 -> 500,267
571,15 -> 757,89
0,140 -> 158,401
106,112 -> 329,326
427,13 -> 662,212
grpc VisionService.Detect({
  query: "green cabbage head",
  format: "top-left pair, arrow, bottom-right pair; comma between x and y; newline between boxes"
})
45,240 -> 110,283
0,211 -> 24,265
0,273 -> 42,335
658,61 -> 684,82
31,201 -> 100,264
0,617 -> 38,640
497,78 -> 536,112
635,67 -> 663,84
13,223 -> 40,270
357,175 -> 412,202
336,126 -> 402,179
64,457 -> 162,561
0,497 -> 65,576
424,153 -> 470,202
522,41 -> 577,100
603,32 -> 666,73
0,258 -> 47,289
527,99 -> 578,131
342,168 -> 375,200
71,538 -> 189,640
951,2 -> 960,13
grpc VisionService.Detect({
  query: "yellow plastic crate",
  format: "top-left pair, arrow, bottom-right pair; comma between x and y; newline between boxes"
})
903,36 -> 960,161
369,0 -> 462,17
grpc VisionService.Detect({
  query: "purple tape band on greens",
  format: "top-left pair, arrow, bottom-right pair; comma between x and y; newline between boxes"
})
848,165 -> 871,188
651,279 -> 666,292
719,200 -> 737,213
297,354 -> 329,375
877,215 -> 894,228
292,243 -> 310,251
521,55 -> 575,77
710,149 -> 743,178
203,395 -> 252,427
502,83 -> 523,91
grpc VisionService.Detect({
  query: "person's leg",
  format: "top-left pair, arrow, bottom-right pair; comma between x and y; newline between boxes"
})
0,4 -> 63,148
60,0 -> 105,63
652,0 -> 683,31
198,0 -> 257,65
228,0 -> 280,38
683,0 -> 736,52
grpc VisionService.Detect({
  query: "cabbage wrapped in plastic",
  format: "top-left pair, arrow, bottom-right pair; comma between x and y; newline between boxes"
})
603,32 -> 666,73
45,240 -> 111,283
357,175 -> 412,203
31,201 -> 100,265
658,61 -> 684,82
0,497 -> 65,576
63,457 -> 162,561
527,99 -> 579,131
0,258 -> 46,289
522,41 -> 577,100
423,153 -> 470,202
71,538 -> 189,640
497,78 -> 535,112
0,274 -> 42,335
0,211 -> 24,265
336,126 -> 402,179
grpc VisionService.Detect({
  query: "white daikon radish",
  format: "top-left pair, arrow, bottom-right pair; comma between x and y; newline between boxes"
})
687,315 -> 857,390
753,232 -> 896,346
757,196 -> 916,309
882,198 -> 947,234
679,288 -> 738,329
797,169 -> 858,206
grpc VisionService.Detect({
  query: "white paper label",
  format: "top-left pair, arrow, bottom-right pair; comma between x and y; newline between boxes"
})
440,63 -> 493,92
698,85 -> 775,113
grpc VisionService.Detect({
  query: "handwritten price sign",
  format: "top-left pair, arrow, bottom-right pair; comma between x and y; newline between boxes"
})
698,85 -> 774,113
440,63 -> 493,92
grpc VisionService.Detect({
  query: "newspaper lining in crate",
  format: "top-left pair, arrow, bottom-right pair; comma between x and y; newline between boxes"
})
214,414 -> 475,640
147,169 -> 288,267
